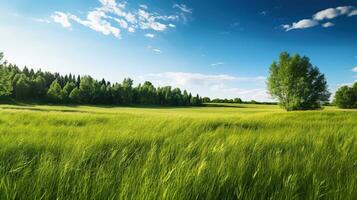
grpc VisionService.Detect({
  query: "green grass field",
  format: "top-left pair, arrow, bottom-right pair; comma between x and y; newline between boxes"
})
0,103 -> 356,199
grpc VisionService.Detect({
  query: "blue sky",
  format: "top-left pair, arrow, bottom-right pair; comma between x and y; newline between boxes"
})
1,0 -> 357,101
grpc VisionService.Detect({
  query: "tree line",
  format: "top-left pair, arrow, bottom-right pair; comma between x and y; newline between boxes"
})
1,51 -> 356,110
0,53 -> 203,106
201,97 -> 277,105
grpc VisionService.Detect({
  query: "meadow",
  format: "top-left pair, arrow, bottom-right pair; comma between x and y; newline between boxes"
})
0,103 -> 356,199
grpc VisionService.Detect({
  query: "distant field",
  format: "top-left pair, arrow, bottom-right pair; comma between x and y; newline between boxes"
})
0,103 -> 356,199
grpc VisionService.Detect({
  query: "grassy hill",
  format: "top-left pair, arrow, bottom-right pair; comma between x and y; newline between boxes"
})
0,104 -> 356,199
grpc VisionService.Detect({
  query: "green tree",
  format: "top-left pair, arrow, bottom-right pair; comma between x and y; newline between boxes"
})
32,75 -> 47,98
122,78 -> 134,104
183,90 -> 191,105
13,74 -> 31,99
47,80 -> 64,102
202,97 -> 211,103
234,98 -> 243,103
91,81 -> 103,104
63,82 -> 77,101
0,70 -> 12,98
162,86 -> 173,105
172,88 -> 182,106
0,52 -> 203,106
0,56 -> 13,98
334,83 -> 357,108
267,52 -> 330,111
78,76 -> 95,104
69,87 -> 80,103
137,81 -> 156,104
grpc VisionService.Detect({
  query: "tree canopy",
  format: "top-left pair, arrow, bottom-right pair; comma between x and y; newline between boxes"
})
334,83 -> 357,109
0,52 -> 203,106
267,52 -> 330,111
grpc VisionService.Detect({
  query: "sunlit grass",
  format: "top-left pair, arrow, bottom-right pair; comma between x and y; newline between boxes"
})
0,104 -> 356,199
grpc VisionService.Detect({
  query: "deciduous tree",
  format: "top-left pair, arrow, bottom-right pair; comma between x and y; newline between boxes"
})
334,83 -> 357,108
267,52 -> 330,110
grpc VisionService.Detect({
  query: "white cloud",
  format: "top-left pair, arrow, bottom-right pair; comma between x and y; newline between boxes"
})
139,72 -> 265,86
215,87 -> 270,102
322,22 -> 334,28
283,19 -> 318,31
114,18 -> 128,29
349,10 -> 357,16
141,21 -> 167,31
210,62 -> 224,67
313,6 -> 354,20
283,6 -> 357,31
139,72 -> 236,86
51,12 -> 72,29
139,5 -> 148,10
173,4 -> 192,14
33,18 -> 51,24
313,8 -> 342,20
145,33 -> 155,38
137,72 -> 270,101
52,0 -> 181,39
138,9 -> 169,31
99,0 -> 118,8
337,6 -> 353,15
352,66 -> 357,72
152,49 -> 162,54
230,22 -> 240,28
128,27 -> 135,32
260,11 -> 268,16
147,46 -> 162,54
69,10 -> 121,38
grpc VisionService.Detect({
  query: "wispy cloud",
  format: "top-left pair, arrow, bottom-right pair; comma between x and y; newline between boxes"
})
139,4 -> 148,10
313,6 -> 354,20
51,0 -> 188,38
69,10 -> 121,38
33,18 -> 51,24
152,49 -> 162,53
147,46 -> 162,54
137,72 -> 270,101
230,22 -> 240,28
51,12 -> 72,29
282,6 -> 357,31
322,22 -> 335,28
214,86 -> 270,102
173,4 -> 192,14
283,19 -> 318,31
139,72 -> 236,86
210,62 -> 224,67
139,72 -> 265,86
145,33 -> 155,38
260,11 -> 268,16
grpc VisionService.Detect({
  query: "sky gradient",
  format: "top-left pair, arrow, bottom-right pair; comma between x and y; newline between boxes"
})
1,0 -> 357,101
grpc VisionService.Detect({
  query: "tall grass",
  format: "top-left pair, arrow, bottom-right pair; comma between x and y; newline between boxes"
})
0,104 -> 356,199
